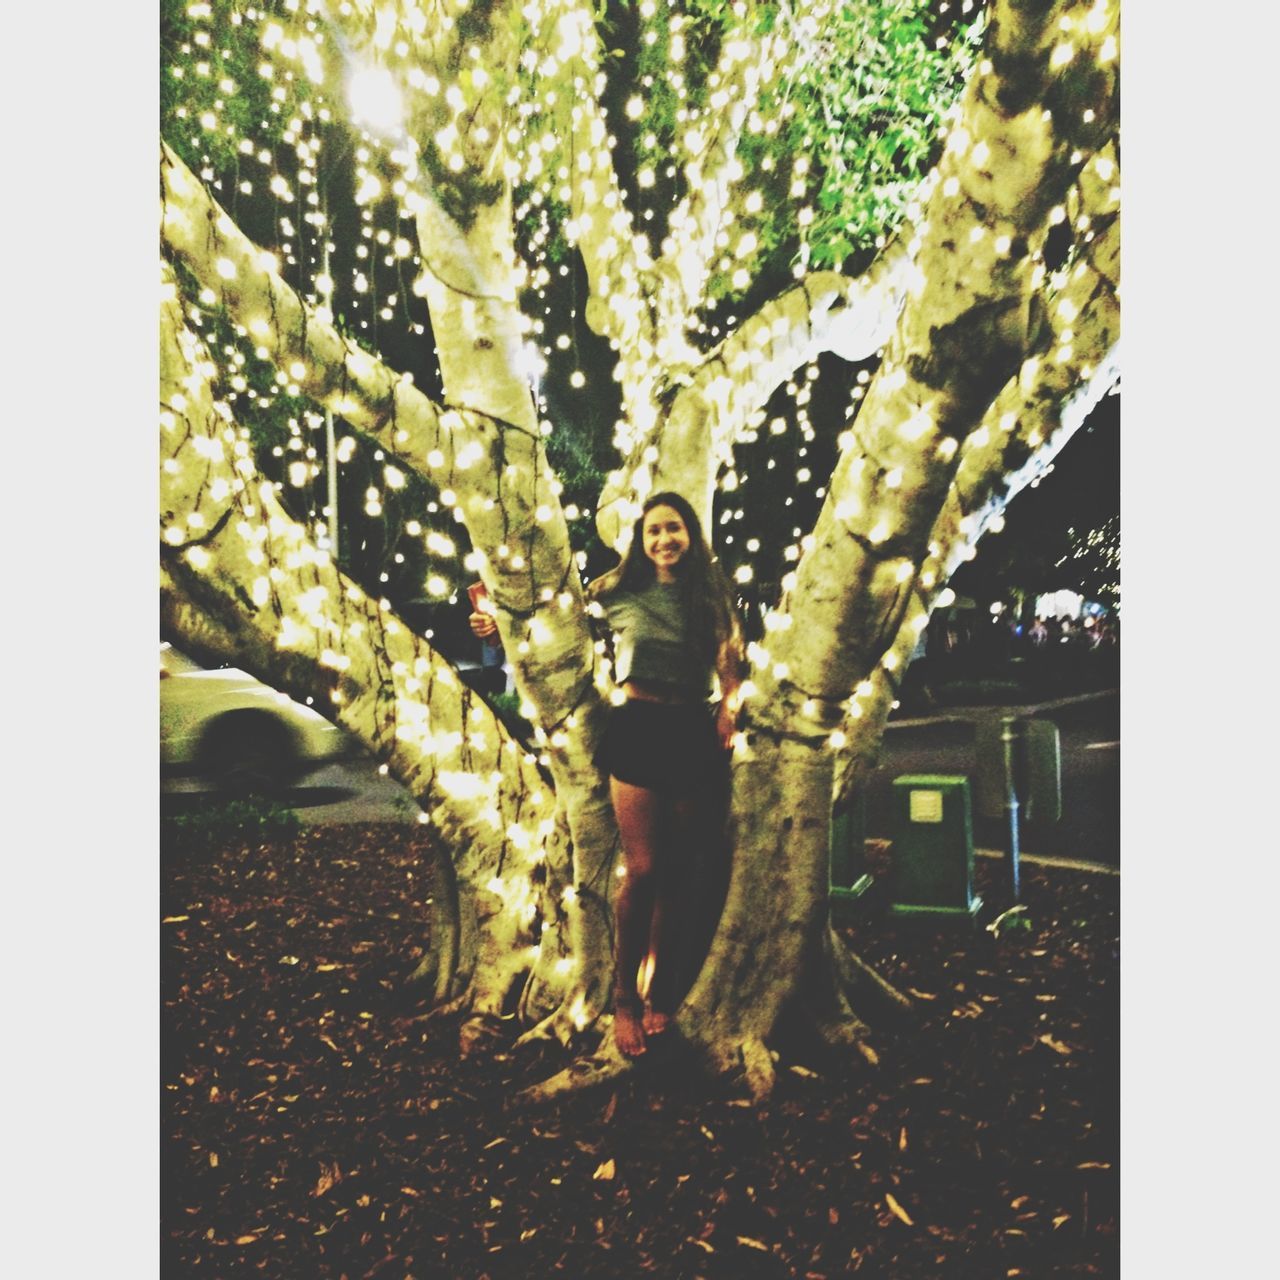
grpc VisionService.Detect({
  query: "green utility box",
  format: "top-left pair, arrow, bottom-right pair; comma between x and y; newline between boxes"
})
829,793 -> 873,920
889,774 -> 982,923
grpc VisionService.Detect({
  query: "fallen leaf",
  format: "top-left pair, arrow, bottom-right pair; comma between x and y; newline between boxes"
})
314,1163 -> 340,1197
907,988 -> 936,1000
899,1127 -> 908,1151
828,1207 -> 839,1225
1077,1161 -> 1111,1170
789,1065 -> 819,1079
209,1152 -> 218,1168
700,1125 -> 716,1141
593,1159 -> 616,1181
316,963 -> 340,972
737,1236 -> 768,1251
483,1137 -> 507,1150
601,1092 -> 618,1124
688,1238 -> 714,1253
234,1234 -> 259,1245
162,915 -> 190,924
885,1194 -> 915,1226
1038,1034 -> 1073,1056
1053,1215 -> 1071,1228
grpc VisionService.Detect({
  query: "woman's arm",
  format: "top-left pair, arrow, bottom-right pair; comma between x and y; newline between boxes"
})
714,626 -> 744,749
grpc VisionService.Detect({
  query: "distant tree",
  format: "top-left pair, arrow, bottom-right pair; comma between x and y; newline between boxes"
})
161,0 -> 1119,1099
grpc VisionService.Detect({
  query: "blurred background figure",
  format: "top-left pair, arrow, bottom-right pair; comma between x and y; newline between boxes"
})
467,582 -> 509,696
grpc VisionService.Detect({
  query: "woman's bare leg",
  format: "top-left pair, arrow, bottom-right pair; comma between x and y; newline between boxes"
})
642,794 -> 695,1035
610,776 -> 664,1056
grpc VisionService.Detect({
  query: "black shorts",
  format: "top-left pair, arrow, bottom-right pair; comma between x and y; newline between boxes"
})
596,700 -> 724,793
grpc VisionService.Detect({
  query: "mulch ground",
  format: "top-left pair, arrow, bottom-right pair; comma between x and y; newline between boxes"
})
162,823 -> 1118,1278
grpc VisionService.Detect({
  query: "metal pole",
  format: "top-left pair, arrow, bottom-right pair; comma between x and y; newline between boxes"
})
321,198 -> 339,560
1000,715 -> 1022,901
324,408 -> 339,558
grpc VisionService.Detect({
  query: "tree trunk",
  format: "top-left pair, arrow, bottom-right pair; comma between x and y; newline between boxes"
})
160,261 -> 559,1014
160,0 -> 1119,1099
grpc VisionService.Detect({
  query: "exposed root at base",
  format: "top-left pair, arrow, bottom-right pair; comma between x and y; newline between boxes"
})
695,1033 -> 778,1102
738,1036 -> 777,1102
814,1010 -> 880,1066
404,948 -> 462,1005
515,1001 -> 598,1050
459,1013 -> 507,1056
406,987 -> 473,1025
506,1015 -> 878,1106
510,1024 -> 633,1105
830,926 -> 913,1017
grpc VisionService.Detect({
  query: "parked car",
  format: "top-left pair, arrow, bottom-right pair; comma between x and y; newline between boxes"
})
160,642 -> 349,792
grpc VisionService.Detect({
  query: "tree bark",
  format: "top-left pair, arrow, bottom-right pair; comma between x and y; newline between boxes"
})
160,260 -> 557,1012
643,0 -> 1119,1096
159,0 -> 1120,1097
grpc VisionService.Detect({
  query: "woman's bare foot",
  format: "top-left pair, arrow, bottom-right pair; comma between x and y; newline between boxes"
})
642,1006 -> 671,1038
614,999 -> 647,1057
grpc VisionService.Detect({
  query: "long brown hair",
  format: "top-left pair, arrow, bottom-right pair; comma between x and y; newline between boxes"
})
589,491 -> 740,668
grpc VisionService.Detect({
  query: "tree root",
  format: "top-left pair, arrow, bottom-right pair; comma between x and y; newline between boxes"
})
403,982 -> 515,1056
814,1008 -> 880,1066
403,948 -> 460,1005
402,989 -> 505,1056
691,1033 -> 778,1102
737,1036 -> 777,1102
510,1025 -> 633,1105
459,1012 -> 509,1057
515,1001 -> 594,1050
405,987 -> 474,1025
403,838 -> 464,1002
829,925 -> 914,1018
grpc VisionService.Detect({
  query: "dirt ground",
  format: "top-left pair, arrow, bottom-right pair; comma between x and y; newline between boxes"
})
162,823 -> 1118,1278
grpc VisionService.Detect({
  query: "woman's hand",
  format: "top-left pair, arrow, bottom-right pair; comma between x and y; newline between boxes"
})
715,699 -> 737,750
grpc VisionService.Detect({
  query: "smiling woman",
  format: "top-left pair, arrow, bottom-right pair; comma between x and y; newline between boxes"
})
586,492 -> 743,1057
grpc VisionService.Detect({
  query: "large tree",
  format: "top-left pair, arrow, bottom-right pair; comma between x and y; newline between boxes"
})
160,0 -> 1119,1100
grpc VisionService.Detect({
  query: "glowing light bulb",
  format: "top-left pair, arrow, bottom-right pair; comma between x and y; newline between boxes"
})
349,66 -> 404,134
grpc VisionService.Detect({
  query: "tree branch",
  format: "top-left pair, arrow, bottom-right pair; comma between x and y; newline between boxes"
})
647,23 -> 782,347
160,265 -> 554,1011
163,135 -> 624,1034
557,4 -> 652,361
832,141 -> 1121,803
594,242 -> 913,544
742,0 -> 1117,729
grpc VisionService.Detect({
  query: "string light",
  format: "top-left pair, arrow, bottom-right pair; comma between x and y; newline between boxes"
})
161,0 -> 1119,1014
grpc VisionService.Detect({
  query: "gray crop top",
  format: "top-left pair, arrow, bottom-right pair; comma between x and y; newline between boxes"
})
601,579 -> 715,699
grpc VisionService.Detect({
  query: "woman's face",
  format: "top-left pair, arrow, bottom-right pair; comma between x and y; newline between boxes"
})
642,504 -> 691,579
